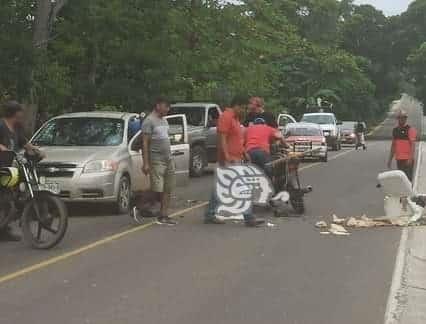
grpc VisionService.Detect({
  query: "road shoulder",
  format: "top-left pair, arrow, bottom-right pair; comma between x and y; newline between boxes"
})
385,141 -> 426,324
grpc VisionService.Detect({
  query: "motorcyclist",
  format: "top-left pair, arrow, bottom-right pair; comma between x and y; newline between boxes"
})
0,101 -> 41,241
245,117 -> 287,174
355,120 -> 366,150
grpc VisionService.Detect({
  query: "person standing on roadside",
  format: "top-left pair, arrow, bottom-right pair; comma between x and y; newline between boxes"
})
387,110 -> 417,181
137,97 -> 177,225
204,95 -> 265,227
244,96 -> 278,128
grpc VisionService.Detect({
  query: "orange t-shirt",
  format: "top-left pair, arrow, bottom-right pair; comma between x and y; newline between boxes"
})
217,109 -> 244,163
245,124 -> 277,153
392,125 -> 416,160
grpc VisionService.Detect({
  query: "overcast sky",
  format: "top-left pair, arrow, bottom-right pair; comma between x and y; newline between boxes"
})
226,1 -> 412,16
354,0 -> 412,15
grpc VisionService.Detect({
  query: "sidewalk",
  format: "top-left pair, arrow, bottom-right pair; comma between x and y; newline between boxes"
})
398,141 -> 426,324
386,118 -> 426,324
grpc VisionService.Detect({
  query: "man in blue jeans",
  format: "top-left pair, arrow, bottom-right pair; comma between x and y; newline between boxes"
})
245,118 -> 287,175
204,95 -> 265,227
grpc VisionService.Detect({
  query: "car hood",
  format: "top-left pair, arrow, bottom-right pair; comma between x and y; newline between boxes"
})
38,146 -> 121,167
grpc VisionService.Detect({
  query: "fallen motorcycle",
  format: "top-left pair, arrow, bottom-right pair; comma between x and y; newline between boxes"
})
266,144 -> 315,216
0,151 -> 68,249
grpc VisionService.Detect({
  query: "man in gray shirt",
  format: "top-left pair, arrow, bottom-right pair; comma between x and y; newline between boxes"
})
138,97 -> 177,225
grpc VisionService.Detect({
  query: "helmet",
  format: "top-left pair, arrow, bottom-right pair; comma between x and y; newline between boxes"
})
0,167 -> 20,188
254,117 -> 266,125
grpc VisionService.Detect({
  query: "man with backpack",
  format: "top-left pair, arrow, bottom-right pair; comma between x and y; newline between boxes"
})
387,110 -> 417,181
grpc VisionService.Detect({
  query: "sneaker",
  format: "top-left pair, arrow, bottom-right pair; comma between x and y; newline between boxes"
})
245,218 -> 265,227
156,216 -> 178,226
130,207 -> 144,224
204,217 -> 226,224
0,226 -> 21,242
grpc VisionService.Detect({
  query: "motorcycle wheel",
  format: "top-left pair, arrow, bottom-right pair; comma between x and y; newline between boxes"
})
21,193 -> 68,249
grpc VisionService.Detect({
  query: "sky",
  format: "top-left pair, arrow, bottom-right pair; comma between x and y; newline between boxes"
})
225,1 -> 413,16
354,0 -> 412,16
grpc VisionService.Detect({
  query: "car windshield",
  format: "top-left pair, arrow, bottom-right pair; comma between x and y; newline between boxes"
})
341,122 -> 356,131
301,115 -> 334,125
32,117 -> 125,146
286,127 -> 322,136
169,106 -> 205,127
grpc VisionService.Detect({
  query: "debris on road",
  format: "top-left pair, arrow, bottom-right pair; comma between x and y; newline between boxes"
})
315,221 -> 328,229
266,222 -> 276,228
329,223 -> 351,236
332,214 -> 346,225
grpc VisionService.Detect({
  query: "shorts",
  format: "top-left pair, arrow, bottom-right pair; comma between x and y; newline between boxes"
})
150,159 -> 175,193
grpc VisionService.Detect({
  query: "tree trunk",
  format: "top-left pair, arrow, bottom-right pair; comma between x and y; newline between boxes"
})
26,0 -> 69,134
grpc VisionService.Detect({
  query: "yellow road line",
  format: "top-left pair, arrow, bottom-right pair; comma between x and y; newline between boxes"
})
0,202 -> 208,285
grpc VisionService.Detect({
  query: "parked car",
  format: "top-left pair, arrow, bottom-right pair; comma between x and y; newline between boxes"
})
169,103 -> 222,177
285,122 -> 328,162
30,112 -> 190,213
300,112 -> 342,151
277,113 -> 297,134
340,121 -> 357,145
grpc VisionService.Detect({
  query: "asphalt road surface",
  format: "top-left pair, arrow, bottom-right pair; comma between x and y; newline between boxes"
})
0,140 -> 404,324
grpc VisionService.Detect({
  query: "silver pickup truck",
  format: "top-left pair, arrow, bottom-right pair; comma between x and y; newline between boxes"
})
169,103 -> 222,177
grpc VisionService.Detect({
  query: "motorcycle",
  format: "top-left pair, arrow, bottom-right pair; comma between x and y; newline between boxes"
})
267,144 -> 314,215
0,150 -> 68,249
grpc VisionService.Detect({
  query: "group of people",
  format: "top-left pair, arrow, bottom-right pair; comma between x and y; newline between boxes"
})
131,95 -> 285,227
0,98 -> 419,240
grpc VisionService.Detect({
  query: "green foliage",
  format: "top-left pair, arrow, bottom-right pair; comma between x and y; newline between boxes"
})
0,0 -> 425,123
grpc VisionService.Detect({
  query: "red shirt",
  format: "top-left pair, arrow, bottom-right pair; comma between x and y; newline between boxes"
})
217,109 -> 244,163
392,125 -> 416,160
245,124 -> 277,153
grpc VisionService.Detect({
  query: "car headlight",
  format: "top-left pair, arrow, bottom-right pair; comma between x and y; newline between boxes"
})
84,160 -> 118,173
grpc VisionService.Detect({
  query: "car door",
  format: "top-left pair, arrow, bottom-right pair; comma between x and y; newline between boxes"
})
206,106 -> 220,162
277,114 -> 296,133
165,114 -> 190,186
128,131 -> 150,192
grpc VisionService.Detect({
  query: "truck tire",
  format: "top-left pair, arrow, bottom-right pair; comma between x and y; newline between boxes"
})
190,146 -> 207,177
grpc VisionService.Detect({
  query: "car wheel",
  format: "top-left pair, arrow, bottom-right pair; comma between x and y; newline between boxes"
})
320,154 -> 328,162
116,176 -> 131,214
190,145 -> 207,177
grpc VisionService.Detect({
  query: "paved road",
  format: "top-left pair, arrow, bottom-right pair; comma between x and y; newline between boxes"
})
0,140 -> 403,324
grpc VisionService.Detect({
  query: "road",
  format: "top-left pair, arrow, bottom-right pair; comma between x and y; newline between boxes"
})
0,113 -> 422,324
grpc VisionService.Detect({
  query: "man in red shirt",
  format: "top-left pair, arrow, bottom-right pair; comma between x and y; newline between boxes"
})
205,95 -> 265,227
245,118 -> 286,172
387,110 -> 417,181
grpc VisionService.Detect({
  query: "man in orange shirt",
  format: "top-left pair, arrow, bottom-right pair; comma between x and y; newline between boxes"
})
245,117 -> 286,172
204,95 -> 265,227
387,110 -> 417,181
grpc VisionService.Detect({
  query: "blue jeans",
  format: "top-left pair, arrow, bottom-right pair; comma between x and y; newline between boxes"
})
205,191 -> 253,221
247,148 -> 272,176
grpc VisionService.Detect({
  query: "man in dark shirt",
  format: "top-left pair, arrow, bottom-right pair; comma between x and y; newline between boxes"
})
0,101 -> 38,242
244,96 -> 278,128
